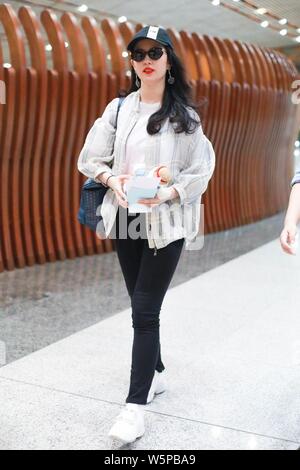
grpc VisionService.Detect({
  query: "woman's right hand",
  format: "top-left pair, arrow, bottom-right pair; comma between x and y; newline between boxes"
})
108,174 -> 131,209
280,223 -> 298,255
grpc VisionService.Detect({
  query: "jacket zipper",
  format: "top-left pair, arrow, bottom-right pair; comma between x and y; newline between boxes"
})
148,221 -> 157,256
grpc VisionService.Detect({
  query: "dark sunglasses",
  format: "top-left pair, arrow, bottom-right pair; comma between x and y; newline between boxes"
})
131,47 -> 165,62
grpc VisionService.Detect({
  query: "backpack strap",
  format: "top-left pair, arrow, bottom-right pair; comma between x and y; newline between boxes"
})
115,96 -> 126,129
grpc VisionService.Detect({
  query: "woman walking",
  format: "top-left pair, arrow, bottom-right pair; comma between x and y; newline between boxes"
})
78,25 -> 216,444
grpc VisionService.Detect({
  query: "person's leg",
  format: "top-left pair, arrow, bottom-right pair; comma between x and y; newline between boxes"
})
114,207 -> 145,297
156,343 -> 164,373
114,207 -> 164,373
126,237 -> 184,405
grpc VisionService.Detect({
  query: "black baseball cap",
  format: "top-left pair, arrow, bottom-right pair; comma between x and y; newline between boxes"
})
127,25 -> 174,52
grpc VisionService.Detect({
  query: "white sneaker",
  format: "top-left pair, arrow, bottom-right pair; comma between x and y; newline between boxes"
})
108,403 -> 145,444
147,370 -> 166,404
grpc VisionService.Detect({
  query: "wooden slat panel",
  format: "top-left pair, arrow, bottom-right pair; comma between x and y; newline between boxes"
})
0,67 -> 15,271
41,9 -> 75,260
0,9 -> 299,272
0,4 -> 28,268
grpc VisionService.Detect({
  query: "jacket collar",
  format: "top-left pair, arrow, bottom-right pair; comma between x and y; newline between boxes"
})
132,88 -> 164,114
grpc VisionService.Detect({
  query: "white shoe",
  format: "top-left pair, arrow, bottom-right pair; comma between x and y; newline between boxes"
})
147,370 -> 166,404
108,403 -> 145,444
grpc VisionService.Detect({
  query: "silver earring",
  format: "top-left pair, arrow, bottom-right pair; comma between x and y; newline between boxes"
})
135,73 -> 140,88
167,69 -> 175,85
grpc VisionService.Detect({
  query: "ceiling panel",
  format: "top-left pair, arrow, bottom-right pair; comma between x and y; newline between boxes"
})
257,0 -> 300,23
3,0 -> 300,48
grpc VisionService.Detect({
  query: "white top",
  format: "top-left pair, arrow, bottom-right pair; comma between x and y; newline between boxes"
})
77,90 -> 216,250
124,100 -> 161,174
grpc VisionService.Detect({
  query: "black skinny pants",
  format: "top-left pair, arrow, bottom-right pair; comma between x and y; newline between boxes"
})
113,206 -> 184,405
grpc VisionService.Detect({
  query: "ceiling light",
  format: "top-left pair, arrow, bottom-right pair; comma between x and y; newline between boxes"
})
295,141 -> 300,148
65,42 -> 69,48
279,29 -> 287,36
118,16 -> 127,23
297,28 -> 300,33
45,44 -> 52,51
295,36 -> 300,43
122,51 -> 128,58
255,8 -> 268,15
260,21 -> 269,28
211,0 -> 220,6
3,63 -> 11,68
78,4 -> 88,13
278,18 -> 287,25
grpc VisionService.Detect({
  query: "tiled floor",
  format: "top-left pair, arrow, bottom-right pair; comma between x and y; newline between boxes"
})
1,211 -> 300,450
0,212 -> 285,364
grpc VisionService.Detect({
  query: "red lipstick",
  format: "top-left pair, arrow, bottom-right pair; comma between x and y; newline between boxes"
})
143,67 -> 154,74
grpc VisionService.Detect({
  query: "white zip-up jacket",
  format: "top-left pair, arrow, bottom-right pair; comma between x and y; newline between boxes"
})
77,89 -> 216,252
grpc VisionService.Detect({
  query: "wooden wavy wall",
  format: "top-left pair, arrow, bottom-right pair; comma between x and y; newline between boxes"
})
0,4 -> 299,272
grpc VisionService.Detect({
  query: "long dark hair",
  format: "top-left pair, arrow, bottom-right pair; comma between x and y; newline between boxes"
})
119,47 -> 207,136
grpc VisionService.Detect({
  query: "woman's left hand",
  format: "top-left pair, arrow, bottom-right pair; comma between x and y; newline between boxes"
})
138,187 -> 177,208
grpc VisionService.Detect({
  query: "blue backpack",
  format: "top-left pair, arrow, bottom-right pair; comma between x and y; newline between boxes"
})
77,97 -> 125,231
